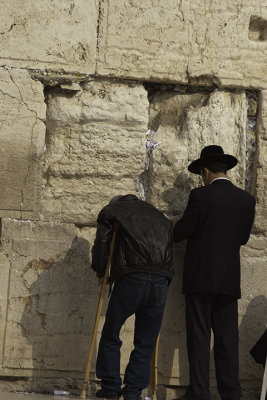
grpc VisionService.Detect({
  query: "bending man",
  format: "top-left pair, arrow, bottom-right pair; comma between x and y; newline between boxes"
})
91,194 -> 174,400
173,145 -> 256,400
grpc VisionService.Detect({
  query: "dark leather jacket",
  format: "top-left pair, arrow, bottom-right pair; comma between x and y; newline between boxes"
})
91,194 -> 174,282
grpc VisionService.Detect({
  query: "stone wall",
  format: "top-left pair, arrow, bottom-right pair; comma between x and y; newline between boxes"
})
0,0 -> 266,398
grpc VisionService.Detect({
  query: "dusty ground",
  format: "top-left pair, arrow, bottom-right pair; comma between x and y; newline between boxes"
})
0,393 -> 78,400
0,390 -> 262,400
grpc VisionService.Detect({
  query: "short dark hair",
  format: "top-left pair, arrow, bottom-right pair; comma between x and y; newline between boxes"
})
202,162 -> 228,174
108,195 -> 123,205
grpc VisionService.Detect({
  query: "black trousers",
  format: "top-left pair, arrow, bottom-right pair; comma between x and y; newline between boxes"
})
185,294 -> 241,400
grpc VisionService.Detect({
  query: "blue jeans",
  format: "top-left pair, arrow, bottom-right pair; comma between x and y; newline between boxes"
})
96,272 -> 169,400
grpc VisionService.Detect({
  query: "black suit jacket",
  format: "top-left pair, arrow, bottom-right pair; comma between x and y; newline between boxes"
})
173,179 -> 256,298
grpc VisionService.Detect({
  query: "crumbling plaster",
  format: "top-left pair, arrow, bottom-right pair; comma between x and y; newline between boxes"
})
41,79 -> 149,224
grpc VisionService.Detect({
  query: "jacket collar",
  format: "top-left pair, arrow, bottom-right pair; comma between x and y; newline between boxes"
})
210,177 -> 231,184
210,178 -> 232,186
120,194 -> 139,201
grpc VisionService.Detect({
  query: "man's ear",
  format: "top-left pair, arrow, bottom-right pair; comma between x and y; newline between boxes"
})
200,167 -> 207,177
203,167 -> 209,177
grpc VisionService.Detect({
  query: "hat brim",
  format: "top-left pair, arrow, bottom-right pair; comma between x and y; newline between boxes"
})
188,154 -> 238,174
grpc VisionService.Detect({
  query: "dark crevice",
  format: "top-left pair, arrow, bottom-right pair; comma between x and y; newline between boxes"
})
0,375 -> 30,381
42,86 -> 52,191
43,86 -> 51,152
246,90 -> 258,193
143,82 -> 216,102
75,223 -> 95,229
95,0 -> 103,75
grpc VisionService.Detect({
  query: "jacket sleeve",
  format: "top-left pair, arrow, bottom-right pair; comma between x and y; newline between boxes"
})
91,209 -> 114,278
241,196 -> 256,245
173,189 -> 201,242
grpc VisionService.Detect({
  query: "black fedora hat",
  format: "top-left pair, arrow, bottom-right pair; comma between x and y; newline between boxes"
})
188,145 -> 238,174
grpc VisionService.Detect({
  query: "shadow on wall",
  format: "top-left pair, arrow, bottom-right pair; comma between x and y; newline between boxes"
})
238,295 -> 267,388
156,174 -> 195,389
161,173 -> 195,218
157,242 -> 188,390
20,236 -> 102,394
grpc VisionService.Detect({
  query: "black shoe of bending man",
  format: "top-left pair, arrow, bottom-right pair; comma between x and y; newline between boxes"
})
95,388 -> 121,399
177,394 -> 209,400
177,392 -> 195,400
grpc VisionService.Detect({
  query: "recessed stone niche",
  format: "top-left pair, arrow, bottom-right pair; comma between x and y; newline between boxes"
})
41,80 -> 257,226
248,16 -> 267,41
146,87 -> 252,219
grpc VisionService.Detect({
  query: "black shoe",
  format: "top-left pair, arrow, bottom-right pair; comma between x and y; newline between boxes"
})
96,388 -> 120,399
177,395 -> 207,400
124,396 -> 142,400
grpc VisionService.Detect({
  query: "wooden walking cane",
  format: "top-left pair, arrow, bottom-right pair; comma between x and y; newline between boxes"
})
80,230 -> 117,399
150,334 -> 160,400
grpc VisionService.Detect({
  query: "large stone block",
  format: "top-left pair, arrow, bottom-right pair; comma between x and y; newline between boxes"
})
0,0 -> 98,74
147,89 -> 247,219
0,68 -> 46,218
41,80 -> 149,224
0,218 -> 142,376
253,90 -> 267,233
0,257 -> 10,367
98,0 -> 267,88
1,219 -> 101,371
239,241 -> 267,388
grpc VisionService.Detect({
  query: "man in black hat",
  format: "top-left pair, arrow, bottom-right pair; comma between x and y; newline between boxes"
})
173,145 -> 256,400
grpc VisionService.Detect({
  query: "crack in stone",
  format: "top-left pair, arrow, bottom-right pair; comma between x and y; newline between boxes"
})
8,70 -> 45,122
95,0 -> 103,75
3,70 -> 46,214
0,23 -> 16,36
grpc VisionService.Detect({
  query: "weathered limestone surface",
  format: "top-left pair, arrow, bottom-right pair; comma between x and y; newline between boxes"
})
0,67 -> 46,218
0,256 -> 11,367
41,80 -> 149,224
253,90 -> 267,233
236,90 -> 267,387
147,89 -> 247,218
158,243 -> 188,385
0,77 -> 264,390
239,236 -> 267,387
98,0 -> 267,88
1,219 -> 93,371
0,0 -> 98,74
0,218 -> 137,377
0,0 -> 266,396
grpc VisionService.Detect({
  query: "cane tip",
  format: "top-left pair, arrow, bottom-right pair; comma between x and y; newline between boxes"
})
80,390 -> 87,399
